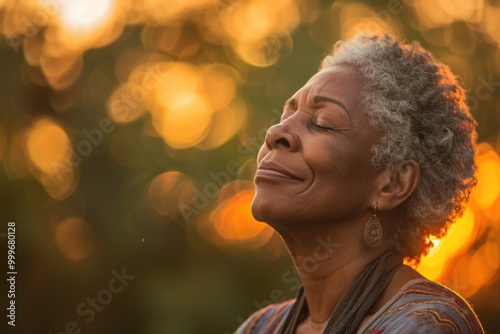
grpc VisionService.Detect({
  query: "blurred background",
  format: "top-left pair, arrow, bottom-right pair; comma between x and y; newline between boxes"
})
0,0 -> 499,333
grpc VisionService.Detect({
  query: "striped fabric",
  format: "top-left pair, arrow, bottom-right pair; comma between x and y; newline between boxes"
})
235,278 -> 484,334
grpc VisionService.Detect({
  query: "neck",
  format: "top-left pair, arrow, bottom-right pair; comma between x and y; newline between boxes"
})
278,223 -> 393,327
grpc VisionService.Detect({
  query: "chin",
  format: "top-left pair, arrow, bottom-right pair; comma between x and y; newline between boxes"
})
250,195 -> 270,223
251,193 -> 296,227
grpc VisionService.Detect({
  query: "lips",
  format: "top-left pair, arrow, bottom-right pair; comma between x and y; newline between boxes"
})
255,161 -> 302,181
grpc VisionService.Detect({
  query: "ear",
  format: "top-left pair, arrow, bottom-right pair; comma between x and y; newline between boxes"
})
371,160 -> 421,211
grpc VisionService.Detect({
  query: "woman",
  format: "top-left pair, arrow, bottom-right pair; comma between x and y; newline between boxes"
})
236,34 -> 484,333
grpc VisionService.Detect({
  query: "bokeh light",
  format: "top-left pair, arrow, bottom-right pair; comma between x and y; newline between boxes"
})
196,182 -> 274,250
24,118 -> 76,200
474,143 -> 500,213
147,170 -> 194,222
213,188 -> 268,241
26,118 -> 69,174
56,0 -> 115,34
417,143 -> 500,297
54,216 -> 94,261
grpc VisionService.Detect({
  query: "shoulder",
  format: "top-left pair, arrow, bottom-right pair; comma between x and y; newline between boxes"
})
234,299 -> 296,334
361,279 -> 484,334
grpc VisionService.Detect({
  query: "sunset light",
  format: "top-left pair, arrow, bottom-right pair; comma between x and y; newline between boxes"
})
56,0 -> 115,33
1,0 -> 500,332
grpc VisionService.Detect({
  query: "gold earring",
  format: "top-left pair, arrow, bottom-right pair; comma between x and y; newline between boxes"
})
364,205 -> 383,248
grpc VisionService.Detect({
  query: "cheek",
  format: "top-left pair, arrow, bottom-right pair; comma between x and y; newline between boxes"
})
304,141 -> 353,175
256,144 -> 269,163
306,143 -> 373,197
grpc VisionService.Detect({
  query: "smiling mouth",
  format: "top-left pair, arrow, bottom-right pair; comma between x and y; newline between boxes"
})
255,168 -> 298,180
254,161 -> 303,181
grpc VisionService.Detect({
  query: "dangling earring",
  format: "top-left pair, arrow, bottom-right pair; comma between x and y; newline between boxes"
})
364,205 -> 383,248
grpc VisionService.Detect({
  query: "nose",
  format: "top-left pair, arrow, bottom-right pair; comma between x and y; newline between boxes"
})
264,121 -> 299,152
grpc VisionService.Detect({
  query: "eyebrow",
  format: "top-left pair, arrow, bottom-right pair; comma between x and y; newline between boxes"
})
284,96 -> 350,116
312,95 -> 349,115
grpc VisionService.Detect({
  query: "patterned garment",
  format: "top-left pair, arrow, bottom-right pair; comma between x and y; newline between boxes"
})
235,278 -> 484,334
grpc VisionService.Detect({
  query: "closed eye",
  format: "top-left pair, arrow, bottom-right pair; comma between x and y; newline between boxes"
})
307,119 -> 333,132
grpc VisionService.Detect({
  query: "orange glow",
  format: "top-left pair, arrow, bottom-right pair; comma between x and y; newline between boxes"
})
482,5 -> 500,46
54,217 -> 94,261
26,118 -> 70,175
34,0 -> 123,54
142,61 -> 243,148
55,0 -> 115,34
222,0 -> 300,43
417,142 -> 500,297
197,100 -> 247,150
484,240 -> 500,270
130,0 -> 213,24
209,187 -> 273,247
465,243 -> 497,295
473,143 -> 500,211
107,82 -> 147,124
217,189 -> 265,240
152,62 -> 199,110
436,0 -> 483,23
409,0 -> 483,29
337,2 -> 403,39
40,168 -> 77,200
0,0 -> 304,95
223,1 -> 274,42
158,94 -> 213,149
426,238 -> 443,257
200,64 -> 240,110
418,208 -> 476,281
232,34 -> 293,68
151,63 -> 209,148
221,0 -> 300,67
40,54 -> 84,90
25,118 -> 76,199
147,171 -> 194,221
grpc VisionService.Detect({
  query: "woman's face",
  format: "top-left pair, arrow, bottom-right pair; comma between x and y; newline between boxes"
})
251,64 -> 383,228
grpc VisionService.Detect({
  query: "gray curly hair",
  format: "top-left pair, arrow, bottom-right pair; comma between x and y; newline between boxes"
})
321,34 -> 478,262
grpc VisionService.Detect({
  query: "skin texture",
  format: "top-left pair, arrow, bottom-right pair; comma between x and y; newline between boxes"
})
253,66 -> 379,227
251,65 -> 423,333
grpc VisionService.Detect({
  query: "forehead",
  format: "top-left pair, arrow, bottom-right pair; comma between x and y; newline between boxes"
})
295,64 -> 364,111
